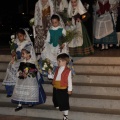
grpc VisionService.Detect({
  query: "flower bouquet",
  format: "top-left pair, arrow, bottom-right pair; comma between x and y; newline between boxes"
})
19,67 -> 37,79
9,35 -> 18,63
9,35 -> 16,53
59,29 -> 81,46
41,58 -> 54,79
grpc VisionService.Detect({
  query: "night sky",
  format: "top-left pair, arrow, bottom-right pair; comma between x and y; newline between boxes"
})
0,0 -> 38,16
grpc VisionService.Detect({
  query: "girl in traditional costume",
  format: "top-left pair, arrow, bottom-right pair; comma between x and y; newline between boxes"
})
41,14 -> 75,79
67,0 -> 94,57
34,0 -> 54,55
2,29 -> 33,97
12,45 -> 46,112
94,0 -> 118,50
41,14 -> 67,68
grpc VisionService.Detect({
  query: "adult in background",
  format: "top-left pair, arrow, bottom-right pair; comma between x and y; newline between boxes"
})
34,0 -> 54,55
67,0 -> 94,57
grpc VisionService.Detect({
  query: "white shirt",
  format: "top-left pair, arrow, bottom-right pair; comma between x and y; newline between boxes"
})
55,66 -> 72,91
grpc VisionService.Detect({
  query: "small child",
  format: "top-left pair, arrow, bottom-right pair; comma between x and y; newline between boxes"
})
12,45 -> 46,111
41,14 -> 68,66
52,53 -> 72,120
2,29 -> 32,97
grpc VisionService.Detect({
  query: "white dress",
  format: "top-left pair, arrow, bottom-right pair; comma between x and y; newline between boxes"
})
2,40 -> 32,86
41,26 -> 68,66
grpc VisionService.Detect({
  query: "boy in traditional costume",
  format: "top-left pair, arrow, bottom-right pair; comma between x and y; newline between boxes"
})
52,53 -> 72,120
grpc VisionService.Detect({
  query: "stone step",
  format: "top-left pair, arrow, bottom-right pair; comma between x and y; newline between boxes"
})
1,83 -> 120,97
1,72 -> 120,86
0,115 -> 61,120
74,65 -> 120,75
0,63 -> 8,71
1,103 -> 120,120
43,84 -> 120,96
73,75 -> 120,85
1,93 -> 120,110
0,55 -> 11,62
0,72 -> 6,80
1,89 -> 120,100
74,57 -> 120,65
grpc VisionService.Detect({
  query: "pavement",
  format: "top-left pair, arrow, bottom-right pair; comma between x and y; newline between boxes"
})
0,115 -> 57,120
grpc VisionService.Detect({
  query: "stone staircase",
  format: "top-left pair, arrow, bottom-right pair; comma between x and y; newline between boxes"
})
1,55 -> 120,120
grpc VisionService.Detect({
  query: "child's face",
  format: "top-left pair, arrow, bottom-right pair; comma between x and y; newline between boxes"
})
51,19 -> 60,27
17,33 -> 25,42
21,50 -> 29,59
57,59 -> 67,67
71,0 -> 77,9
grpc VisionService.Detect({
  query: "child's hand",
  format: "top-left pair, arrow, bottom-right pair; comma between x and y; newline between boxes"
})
68,91 -> 72,95
60,44 -> 65,49
60,44 -> 65,52
23,72 -> 27,78
11,51 -> 16,57
19,72 -> 23,76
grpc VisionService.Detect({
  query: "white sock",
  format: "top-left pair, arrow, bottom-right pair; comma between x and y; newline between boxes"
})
18,104 -> 22,107
105,44 -> 108,49
101,44 -> 104,49
63,110 -> 68,116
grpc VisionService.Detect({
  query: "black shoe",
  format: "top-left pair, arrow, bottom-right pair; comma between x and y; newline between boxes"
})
6,95 -> 12,97
63,115 -> 68,120
15,106 -> 23,112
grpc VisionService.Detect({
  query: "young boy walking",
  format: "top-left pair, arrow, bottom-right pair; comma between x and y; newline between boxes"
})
52,53 -> 72,120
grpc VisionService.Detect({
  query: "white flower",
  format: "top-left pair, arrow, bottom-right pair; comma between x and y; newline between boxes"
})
50,64 -> 53,68
43,65 -> 47,68
42,67 -> 45,70
11,35 -> 15,39
44,63 -> 48,68
11,39 -> 15,42
30,18 -> 34,23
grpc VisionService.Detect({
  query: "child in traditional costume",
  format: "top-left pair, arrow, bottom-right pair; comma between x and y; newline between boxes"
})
41,14 -> 68,76
2,29 -> 33,97
94,0 -> 118,50
52,53 -> 72,120
12,45 -> 46,111
67,0 -> 94,57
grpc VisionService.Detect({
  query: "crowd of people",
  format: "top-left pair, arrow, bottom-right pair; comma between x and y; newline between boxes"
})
2,0 -> 120,120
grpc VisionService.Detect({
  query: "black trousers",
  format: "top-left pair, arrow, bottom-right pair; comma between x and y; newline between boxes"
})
52,87 -> 70,111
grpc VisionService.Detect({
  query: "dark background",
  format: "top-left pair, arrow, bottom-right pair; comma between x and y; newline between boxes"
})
0,0 -> 93,47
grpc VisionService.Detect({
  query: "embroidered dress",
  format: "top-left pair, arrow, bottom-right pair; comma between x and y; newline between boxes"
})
2,40 -> 33,86
34,0 -> 54,54
94,0 -> 118,45
2,39 -> 33,96
67,0 -> 94,57
12,59 -> 46,105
